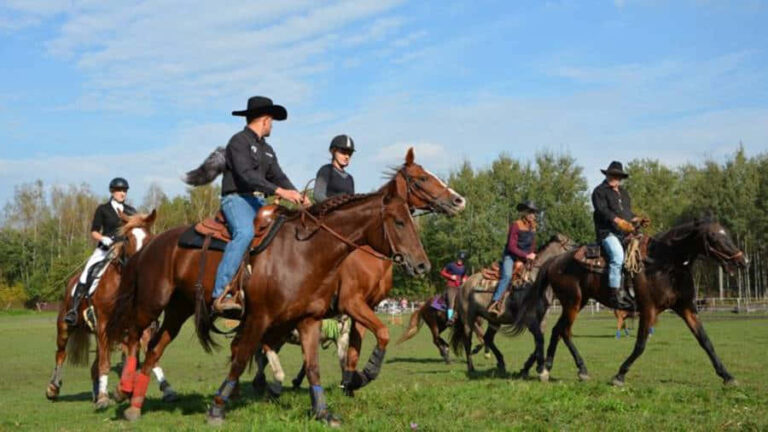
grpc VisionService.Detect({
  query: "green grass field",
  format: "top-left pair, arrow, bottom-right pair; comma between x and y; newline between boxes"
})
0,310 -> 766,431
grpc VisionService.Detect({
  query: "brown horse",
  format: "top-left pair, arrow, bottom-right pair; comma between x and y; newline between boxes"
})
397,299 -> 488,363
45,211 -> 178,408
511,217 -> 747,385
450,234 -> 573,378
106,150 -> 450,424
251,156 -> 466,398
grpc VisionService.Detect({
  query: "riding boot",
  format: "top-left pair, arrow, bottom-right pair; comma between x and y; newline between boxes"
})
606,289 -> 635,311
64,282 -> 87,325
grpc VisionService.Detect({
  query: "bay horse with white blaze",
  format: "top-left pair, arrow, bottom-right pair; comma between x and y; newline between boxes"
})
511,217 -> 747,386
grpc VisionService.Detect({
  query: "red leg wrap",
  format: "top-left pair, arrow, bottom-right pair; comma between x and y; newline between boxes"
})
119,356 -> 138,394
130,372 -> 151,408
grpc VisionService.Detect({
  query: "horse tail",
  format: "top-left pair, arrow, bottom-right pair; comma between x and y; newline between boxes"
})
397,303 -> 426,345
448,312 -> 466,356
194,280 -> 218,353
183,147 -> 226,186
509,257 -> 554,335
66,324 -> 91,367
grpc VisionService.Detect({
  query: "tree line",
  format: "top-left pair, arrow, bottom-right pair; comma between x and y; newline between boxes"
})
1,148 -> 766,307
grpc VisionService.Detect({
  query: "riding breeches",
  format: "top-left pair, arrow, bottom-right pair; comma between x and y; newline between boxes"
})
73,246 -> 110,296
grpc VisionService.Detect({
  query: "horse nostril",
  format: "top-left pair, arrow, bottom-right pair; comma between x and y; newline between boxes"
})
393,254 -> 404,264
454,196 -> 465,205
416,263 -> 429,274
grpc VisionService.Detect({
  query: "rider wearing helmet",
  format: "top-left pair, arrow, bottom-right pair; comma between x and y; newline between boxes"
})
440,251 -> 468,325
313,134 -> 355,202
64,177 -> 136,325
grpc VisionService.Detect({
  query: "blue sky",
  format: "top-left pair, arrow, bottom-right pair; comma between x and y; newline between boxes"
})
1,0 -> 767,207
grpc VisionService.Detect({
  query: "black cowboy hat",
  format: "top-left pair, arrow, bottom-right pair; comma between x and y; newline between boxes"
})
601,161 -> 629,178
232,96 -> 287,120
516,200 -> 539,213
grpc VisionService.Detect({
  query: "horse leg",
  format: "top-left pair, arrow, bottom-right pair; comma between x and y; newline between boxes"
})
611,309 -> 654,386
471,318 -> 486,356
264,347 -> 286,398
560,306 -> 589,381
342,300 -> 388,394
428,314 -> 449,363
678,305 -> 736,385
207,317 -> 267,426
522,319 -> 548,382
616,312 -> 623,339
46,317 -> 68,400
124,304 -> 191,421
545,312 -> 568,372
483,327 -> 505,374
462,319 -> 475,373
115,329 -> 140,403
298,318 -> 340,426
336,318 -> 351,383
342,320 -> 365,397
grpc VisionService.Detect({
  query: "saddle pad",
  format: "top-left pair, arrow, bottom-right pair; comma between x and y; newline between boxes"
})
430,294 -> 447,311
178,225 -> 228,252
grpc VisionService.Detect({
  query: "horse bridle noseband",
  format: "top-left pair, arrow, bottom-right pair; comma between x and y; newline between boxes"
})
703,235 -> 743,263
397,167 -> 449,213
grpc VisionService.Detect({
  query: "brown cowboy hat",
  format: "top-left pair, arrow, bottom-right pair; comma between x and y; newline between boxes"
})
600,161 -> 629,179
232,96 -> 287,120
516,200 -> 539,213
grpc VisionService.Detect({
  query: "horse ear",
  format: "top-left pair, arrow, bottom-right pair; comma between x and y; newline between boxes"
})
405,147 -> 415,166
145,209 -> 157,225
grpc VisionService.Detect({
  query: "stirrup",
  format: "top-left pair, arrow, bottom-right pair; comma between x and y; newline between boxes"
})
84,305 -> 97,332
487,300 -> 503,317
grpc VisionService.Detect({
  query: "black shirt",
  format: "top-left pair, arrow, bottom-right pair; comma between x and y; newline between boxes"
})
592,180 -> 635,241
220,127 -> 296,196
313,164 -> 354,201
91,201 -> 136,238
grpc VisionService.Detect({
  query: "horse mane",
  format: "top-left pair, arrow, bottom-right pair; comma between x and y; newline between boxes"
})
653,219 -> 701,246
278,191 -> 382,220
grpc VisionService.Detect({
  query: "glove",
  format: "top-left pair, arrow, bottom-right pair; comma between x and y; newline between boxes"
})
632,216 -> 651,228
99,236 -> 114,248
614,218 -> 635,234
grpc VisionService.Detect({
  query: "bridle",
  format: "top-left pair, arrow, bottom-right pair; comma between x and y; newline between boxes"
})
397,166 -> 450,213
702,233 -> 744,263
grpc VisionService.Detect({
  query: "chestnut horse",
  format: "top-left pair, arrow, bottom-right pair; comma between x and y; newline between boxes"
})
106,150 -> 443,425
511,217 -> 747,386
45,211 -> 177,408
250,153 -> 466,396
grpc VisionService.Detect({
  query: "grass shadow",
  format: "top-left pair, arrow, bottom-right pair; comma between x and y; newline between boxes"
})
466,368 -> 510,380
386,357 -> 449,365
51,391 -> 93,403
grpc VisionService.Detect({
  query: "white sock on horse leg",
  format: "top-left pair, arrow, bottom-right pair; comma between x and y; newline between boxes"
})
99,375 -> 108,394
152,367 -> 165,383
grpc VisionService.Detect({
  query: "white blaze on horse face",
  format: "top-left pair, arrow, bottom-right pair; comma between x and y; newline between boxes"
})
718,229 -> 726,236
424,168 -> 447,188
132,228 -> 147,251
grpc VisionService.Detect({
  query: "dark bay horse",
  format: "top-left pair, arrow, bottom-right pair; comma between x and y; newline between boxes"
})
397,299 -> 488,363
511,217 -> 747,386
45,211 -> 177,408
450,234 -> 573,379
106,150 -> 443,425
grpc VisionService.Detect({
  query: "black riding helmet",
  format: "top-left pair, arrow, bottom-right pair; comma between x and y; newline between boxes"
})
457,250 -> 467,261
109,177 -> 130,190
329,134 -> 355,153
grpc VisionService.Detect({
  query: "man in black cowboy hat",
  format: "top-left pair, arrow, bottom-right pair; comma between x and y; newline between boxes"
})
213,96 -> 309,314
64,177 -> 136,325
313,134 -> 355,202
488,201 -> 539,316
592,161 -> 640,310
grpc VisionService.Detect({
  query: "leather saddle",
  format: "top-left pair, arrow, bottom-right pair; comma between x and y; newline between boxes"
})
573,235 -> 650,274
180,205 -> 285,253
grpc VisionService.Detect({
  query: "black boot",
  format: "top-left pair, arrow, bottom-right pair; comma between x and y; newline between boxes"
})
606,288 -> 635,311
64,282 -> 87,325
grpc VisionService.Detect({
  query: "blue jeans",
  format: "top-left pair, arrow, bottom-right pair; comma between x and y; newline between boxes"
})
602,234 -> 624,289
213,194 -> 264,298
492,254 -> 515,302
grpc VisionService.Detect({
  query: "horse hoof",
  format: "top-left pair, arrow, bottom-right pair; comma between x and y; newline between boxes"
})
539,370 -> 550,382
578,373 -> 591,382
207,403 -> 226,426
724,378 -> 740,387
113,388 -> 130,403
611,376 -> 625,387
316,411 -> 342,428
162,390 -> 179,403
267,382 -> 282,399
124,406 -> 142,422
207,415 -> 225,427
46,383 -> 60,401
94,393 -> 112,410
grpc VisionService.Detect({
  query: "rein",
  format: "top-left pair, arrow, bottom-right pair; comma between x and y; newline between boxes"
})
703,236 -> 744,262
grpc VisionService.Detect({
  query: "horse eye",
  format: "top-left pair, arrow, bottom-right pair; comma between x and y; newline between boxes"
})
395,220 -> 405,228
420,176 -> 428,182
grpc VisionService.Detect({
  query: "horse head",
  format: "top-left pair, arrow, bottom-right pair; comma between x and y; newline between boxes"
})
387,147 -> 466,215
117,209 -> 158,259
379,195 -> 431,277
694,218 -> 747,274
